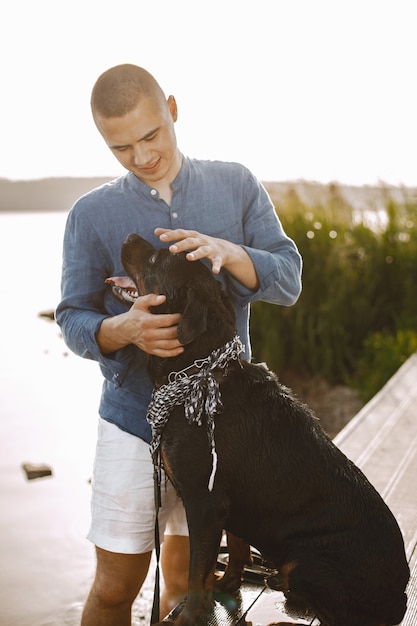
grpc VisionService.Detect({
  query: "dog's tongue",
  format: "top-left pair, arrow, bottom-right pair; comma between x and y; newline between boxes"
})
105,276 -> 138,306
105,276 -> 137,291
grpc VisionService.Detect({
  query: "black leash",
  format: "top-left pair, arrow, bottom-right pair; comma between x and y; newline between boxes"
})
150,452 -> 162,625
149,453 -> 322,626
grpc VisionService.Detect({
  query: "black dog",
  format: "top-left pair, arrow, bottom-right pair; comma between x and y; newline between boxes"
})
111,233 -> 409,626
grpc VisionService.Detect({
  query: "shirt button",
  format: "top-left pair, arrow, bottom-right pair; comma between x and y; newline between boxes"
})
172,212 -> 178,219
150,189 -> 157,196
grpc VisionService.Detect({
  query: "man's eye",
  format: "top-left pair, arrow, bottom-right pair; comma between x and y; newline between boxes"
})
145,132 -> 157,142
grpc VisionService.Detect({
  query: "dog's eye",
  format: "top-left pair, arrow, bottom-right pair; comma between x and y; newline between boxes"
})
150,253 -> 157,264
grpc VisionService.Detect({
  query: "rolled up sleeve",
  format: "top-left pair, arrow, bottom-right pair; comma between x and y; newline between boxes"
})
225,172 -> 302,307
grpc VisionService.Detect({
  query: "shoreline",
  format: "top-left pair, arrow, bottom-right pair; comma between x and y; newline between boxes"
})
1,177 -> 416,213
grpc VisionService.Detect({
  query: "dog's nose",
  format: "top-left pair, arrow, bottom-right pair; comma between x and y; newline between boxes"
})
124,233 -> 140,244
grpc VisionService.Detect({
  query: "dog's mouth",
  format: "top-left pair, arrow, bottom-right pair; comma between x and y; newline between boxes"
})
105,276 -> 138,306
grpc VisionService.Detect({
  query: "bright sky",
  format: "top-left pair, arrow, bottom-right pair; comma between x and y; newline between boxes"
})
2,0 -> 416,185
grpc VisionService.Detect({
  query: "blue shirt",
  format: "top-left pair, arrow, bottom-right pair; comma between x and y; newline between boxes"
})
56,157 -> 302,441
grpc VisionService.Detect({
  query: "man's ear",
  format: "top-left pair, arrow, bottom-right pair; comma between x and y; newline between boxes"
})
167,95 -> 178,122
177,287 -> 207,345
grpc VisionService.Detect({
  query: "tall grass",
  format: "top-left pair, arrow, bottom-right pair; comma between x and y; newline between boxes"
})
251,186 -> 417,400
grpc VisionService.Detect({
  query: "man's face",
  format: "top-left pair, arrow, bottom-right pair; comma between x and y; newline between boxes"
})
95,95 -> 181,187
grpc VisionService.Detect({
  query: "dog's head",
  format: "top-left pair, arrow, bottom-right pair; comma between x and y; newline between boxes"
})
119,233 -> 236,347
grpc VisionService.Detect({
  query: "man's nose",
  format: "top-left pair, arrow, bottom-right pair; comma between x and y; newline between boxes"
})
132,143 -> 149,166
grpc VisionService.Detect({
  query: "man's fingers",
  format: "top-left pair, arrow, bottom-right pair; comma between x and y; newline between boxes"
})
155,225 -> 224,272
151,344 -> 185,358
130,293 -> 182,335
211,256 -> 222,274
132,293 -> 166,310
155,227 -> 195,242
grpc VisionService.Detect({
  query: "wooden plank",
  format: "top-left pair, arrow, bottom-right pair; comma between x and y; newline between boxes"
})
164,583 -> 265,625
401,548 -> 417,626
333,353 -> 417,480
334,353 -> 417,626
242,588 -> 320,625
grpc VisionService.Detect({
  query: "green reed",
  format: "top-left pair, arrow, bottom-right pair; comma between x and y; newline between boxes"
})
251,186 -> 417,400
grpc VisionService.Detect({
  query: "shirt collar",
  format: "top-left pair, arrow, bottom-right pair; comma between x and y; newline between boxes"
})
126,154 -> 188,197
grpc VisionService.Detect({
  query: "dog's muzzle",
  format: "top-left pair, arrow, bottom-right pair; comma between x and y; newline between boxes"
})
105,277 -> 138,306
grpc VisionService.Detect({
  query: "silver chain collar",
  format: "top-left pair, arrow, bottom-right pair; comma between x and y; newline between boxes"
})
146,335 -> 244,491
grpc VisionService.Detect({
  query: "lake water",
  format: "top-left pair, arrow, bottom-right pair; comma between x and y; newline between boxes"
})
0,212 -> 155,625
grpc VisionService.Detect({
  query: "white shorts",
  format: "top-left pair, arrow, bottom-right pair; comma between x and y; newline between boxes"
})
87,418 -> 188,554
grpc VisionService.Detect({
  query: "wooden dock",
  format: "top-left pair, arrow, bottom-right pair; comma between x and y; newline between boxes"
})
333,352 -> 417,626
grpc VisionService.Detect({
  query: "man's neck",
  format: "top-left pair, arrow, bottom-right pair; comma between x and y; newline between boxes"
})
149,151 -> 183,205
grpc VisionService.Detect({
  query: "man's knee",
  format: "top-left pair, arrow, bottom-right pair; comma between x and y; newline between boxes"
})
93,547 -> 152,607
90,576 -> 135,609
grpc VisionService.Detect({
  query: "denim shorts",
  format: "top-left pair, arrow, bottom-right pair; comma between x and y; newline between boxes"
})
87,418 -> 188,554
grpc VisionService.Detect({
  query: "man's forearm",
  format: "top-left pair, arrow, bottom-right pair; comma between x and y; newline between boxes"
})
97,313 -> 131,354
223,242 -> 259,291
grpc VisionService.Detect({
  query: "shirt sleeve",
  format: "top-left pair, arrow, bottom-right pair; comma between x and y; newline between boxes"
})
225,170 -> 302,306
55,203 -> 132,381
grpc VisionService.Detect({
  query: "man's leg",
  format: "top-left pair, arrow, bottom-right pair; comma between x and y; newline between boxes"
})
83,420 -> 156,625
81,547 -> 152,626
83,420 -> 189,624
160,534 -> 190,618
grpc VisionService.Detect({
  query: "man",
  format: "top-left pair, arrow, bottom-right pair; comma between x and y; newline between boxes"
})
56,64 -> 302,626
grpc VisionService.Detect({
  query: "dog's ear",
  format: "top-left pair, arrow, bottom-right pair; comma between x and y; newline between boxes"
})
177,287 -> 208,345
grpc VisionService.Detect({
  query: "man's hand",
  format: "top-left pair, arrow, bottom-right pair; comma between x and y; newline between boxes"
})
155,227 -> 259,290
155,227 -> 225,274
97,293 -> 184,356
